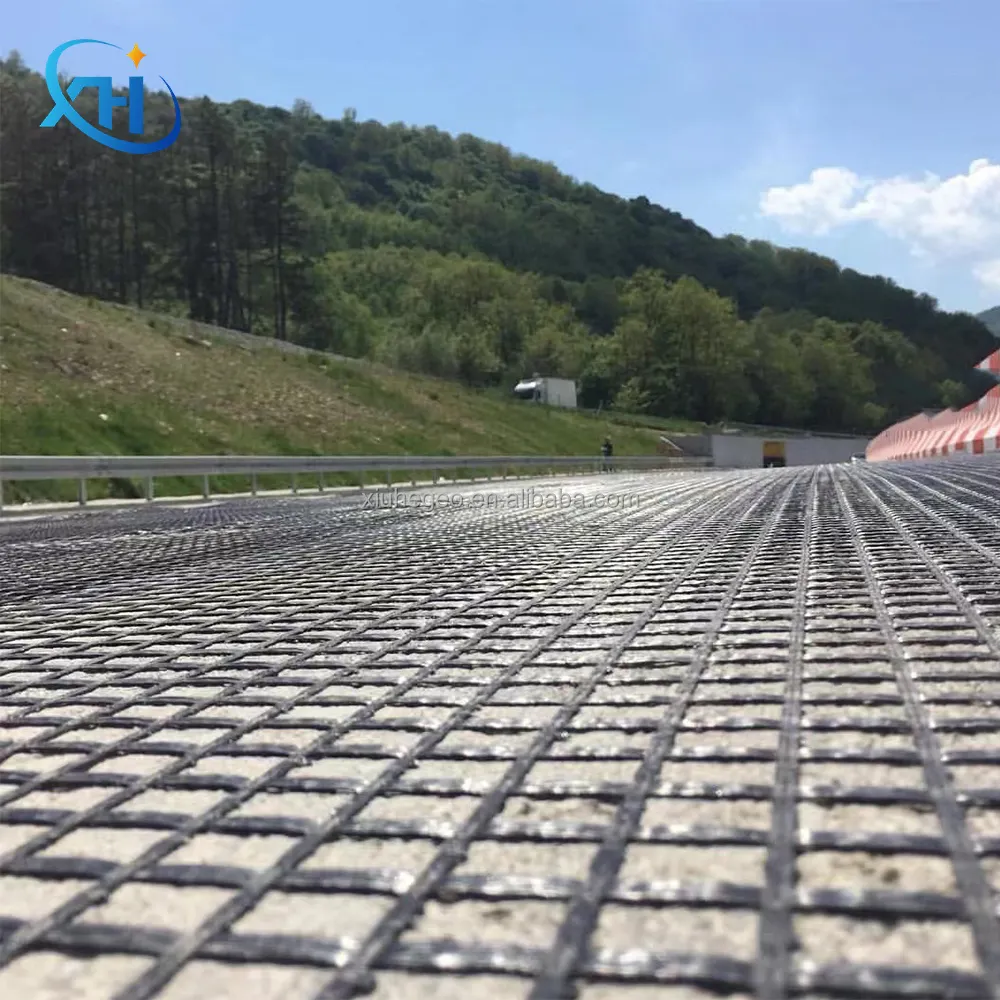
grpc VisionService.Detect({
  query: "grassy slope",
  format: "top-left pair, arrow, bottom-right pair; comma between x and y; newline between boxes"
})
0,276 -> 699,502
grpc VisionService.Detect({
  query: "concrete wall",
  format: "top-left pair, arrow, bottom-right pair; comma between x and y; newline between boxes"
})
784,436 -> 870,466
711,435 -> 770,469
660,433 -> 712,457
710,434 -> 870,468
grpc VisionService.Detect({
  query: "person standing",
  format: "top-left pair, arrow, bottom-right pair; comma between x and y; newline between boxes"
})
601,437 -> 613,472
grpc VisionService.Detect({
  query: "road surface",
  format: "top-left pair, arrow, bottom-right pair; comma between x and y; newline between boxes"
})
1,459 -> 999,1000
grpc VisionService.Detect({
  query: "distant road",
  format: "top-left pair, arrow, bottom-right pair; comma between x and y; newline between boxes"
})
1,460 -> 999,1000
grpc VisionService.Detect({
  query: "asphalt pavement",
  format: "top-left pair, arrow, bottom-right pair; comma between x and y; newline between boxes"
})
0,459 -> 999,1000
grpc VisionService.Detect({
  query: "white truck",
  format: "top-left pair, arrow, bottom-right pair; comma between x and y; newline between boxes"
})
513,376 -> 577,409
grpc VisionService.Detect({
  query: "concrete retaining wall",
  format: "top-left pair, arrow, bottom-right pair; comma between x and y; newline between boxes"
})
711,434 -> 870,469
658,433 -> 713,457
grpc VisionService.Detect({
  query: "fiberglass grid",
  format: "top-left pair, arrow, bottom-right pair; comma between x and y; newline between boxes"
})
0,484 -> 764,992
513,472 -> 808,1000
885,468 -> 1000,526
858,464 -> 1000,630
812,466 -> 1000,995
0,489 -> 524,602
0,492 -> 740,688
0,470 -> 772,1000
1,465 -> 998,1000
0,524 -> 656,772
110,474 -> 793,1000
0,470 -> 681,549
0,478 -> 510,545
0,482 -> 686,695
0,473 -> 710,610
0,504 -> 624,748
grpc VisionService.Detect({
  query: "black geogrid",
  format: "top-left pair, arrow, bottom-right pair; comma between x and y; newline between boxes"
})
0,473 -> 679,593
0,462 -> 996,999
0,474 -> 710,706
0,475 -> 679,603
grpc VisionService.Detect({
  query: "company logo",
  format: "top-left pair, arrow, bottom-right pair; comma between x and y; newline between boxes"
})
40,39 -> 181,154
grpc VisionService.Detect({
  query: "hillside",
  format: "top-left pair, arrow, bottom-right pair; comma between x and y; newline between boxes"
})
0,276 -> 681,503
1,50 -> 995,434
978,306 -> 1000,337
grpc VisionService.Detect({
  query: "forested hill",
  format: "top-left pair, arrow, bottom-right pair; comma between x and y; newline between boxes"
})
1,51 -> 995,434
978,307 -> 1000,337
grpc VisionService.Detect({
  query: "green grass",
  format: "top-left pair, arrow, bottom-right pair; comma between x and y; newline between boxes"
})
0,275 -> 700,503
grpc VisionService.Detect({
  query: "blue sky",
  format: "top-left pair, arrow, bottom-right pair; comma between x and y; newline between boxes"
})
8,0 -> 1000,314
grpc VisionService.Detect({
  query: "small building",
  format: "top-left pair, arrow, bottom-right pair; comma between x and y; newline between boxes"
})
513,375 -> 577,409
660,431 -> 871,468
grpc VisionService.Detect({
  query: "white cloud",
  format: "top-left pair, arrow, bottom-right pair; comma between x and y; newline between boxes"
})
973,259 -> 1000,292
759,159 -> 1000,291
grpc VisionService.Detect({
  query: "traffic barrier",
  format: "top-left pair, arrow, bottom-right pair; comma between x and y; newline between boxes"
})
867,349 -> 1000,461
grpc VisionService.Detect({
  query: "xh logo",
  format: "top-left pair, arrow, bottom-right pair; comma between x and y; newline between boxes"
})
39,38 -> 181,154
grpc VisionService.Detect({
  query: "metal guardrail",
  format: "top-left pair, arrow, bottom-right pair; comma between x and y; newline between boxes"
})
0,454 -> 712,508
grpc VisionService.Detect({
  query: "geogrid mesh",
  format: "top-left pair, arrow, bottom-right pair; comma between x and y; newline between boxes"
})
0,462 -> 998,1000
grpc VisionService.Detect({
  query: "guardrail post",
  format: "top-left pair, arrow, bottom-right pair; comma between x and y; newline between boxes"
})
251,472 -> 258,496
202,475 -> 210,500
146,477 -> 154,502
502,465 -> 507,481
358,470 -> 365,492
318,471 -> 324,493
386,470 -> 392,489
78,479 -> 87,506
291,472 -> 298,495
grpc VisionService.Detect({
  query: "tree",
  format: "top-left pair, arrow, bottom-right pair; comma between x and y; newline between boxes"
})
3,49 -> 989,433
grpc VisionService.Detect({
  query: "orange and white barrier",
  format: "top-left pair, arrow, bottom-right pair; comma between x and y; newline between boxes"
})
866,349 -> 1000,462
